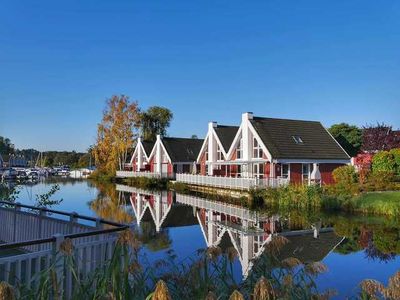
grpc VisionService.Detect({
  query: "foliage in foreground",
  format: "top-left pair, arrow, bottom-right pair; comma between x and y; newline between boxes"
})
6,231 -> 336,300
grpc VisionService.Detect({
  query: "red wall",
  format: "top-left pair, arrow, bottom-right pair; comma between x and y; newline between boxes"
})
290,163 -> 302,184
319,163 -> 345,185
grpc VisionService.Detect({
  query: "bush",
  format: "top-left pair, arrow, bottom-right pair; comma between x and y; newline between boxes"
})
389,148 -> 400,176
363,170 -> 396,191
124,177 -> 168,190
260,184 -> 323,211
331,165 -> 359,196
372,151 -> 396,174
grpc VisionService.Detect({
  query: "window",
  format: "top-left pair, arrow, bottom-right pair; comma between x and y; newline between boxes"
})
281,164 -> 289,178
236,138 -> 243,159
237,165 -> 242,177
292,136 -> 304,144
217,145 -> 223,161
253,137 -> 263,158
253,163 -> 264,178
162,151 -> 168,163
302,163 -> 310,183
205,148 -> 208,161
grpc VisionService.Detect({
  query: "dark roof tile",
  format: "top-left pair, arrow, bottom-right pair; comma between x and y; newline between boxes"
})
214,125 -> 240,153
142,140 -> 155,157
250,117 -> 350,160
162,137 -> 204,163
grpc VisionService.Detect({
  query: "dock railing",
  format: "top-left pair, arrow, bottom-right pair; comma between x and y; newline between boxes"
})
0,201 -> 129,298
175,174 -> 289,190
116,170 -> 174,179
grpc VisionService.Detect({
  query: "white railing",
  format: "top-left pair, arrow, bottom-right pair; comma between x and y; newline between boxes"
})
175,193 -> 262,222
175,174 -> 289,190
116,170 -> 175,179
0,236 -> 117,296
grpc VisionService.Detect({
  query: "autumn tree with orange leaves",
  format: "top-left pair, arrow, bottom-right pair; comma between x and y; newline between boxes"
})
93,95 -> 141,175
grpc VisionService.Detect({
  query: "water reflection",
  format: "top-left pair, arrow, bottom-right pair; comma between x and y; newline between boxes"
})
116,184 -> 345,278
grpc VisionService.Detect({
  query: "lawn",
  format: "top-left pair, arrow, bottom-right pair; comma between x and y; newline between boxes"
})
352,191 -> 400,216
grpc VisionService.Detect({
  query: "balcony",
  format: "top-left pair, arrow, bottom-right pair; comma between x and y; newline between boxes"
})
175,173 -> 289,190
116,170 -> 174,179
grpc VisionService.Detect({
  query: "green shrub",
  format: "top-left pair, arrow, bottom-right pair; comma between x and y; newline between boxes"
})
124,177 -> 168,190
389,148 -> 400,175
260,184 -> 323,211
331,165 -> 359,196
364,170 -> 396,191
372,151 -> 396,174
332,165 -> 358,185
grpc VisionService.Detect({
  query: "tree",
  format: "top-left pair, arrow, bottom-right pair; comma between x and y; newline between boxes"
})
362,123 -> 400,152
140,106 -> 173,141
328,123 -> 362,157
0,136 -> 15,155
191,134 -> 198,139
93,95 -> 141,174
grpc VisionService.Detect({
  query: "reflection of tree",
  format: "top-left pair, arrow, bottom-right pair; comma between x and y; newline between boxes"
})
138,221 -> 172,252
332,216 -> 400,261
89,181 -> 134,224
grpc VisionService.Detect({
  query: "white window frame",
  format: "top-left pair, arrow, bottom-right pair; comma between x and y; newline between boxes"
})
217,144 -> 223,161
253,163 -> 264,178
236,138 -> 243,159
281,163 -> 290,179
302,163 -> 311,183
253,137 -> 263,159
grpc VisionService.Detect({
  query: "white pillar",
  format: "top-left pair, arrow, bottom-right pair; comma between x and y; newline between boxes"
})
207,122 -> 217,175
241,112 -> 253,177
155,194 -> 161,232
137,138 -> 142,171
156,135 -> 162,174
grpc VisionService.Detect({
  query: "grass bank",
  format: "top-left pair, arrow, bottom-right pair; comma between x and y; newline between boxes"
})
250,185 -> 400,217
351,191 -> 400,216
122,176 -> 168,190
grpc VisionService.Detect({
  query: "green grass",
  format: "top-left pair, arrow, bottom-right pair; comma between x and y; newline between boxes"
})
352,191 -> 400,216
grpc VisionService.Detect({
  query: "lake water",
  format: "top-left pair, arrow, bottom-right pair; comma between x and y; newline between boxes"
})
3,178 -> 400,298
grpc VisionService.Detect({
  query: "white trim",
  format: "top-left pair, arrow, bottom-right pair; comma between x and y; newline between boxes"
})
323,126 -> 351,159
211,128 -> 229,160
227,124 -> 243,159
273,158 -> 350,164
148,138 -> 172,164
196,135 -> 209,163
247,120 -> 273,161
129,143 -> 139,164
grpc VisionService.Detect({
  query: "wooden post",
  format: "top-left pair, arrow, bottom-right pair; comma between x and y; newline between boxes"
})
13,203 -> 21,243
69,212 -> 78,234
52,234 -> 65,299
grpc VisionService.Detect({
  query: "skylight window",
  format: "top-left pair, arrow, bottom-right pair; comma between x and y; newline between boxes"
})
292,136 -> 304,144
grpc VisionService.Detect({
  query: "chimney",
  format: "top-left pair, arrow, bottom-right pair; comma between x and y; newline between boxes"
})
242,112 -> 253,121
208,121 -> 218,130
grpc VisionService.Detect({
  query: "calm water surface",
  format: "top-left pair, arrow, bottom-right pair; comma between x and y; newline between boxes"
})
9,178 -> 400,298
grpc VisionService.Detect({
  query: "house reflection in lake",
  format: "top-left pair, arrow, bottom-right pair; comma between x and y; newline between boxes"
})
116,184 -> 344,278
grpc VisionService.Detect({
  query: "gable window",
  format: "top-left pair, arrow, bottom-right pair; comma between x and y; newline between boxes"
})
292,136 -> 304,144
217,145 -> 223,161
281,164 -> 290,179
302,163 -> 310,183
253,137 -> 263,158
205,148 -> 209,162
236,138 -> 243,159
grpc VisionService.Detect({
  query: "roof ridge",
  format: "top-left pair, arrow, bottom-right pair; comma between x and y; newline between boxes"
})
253,116 -> 321,123
162,136 -> 203,141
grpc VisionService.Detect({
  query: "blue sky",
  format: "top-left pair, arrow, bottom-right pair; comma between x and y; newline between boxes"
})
1,0 -> 399,152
